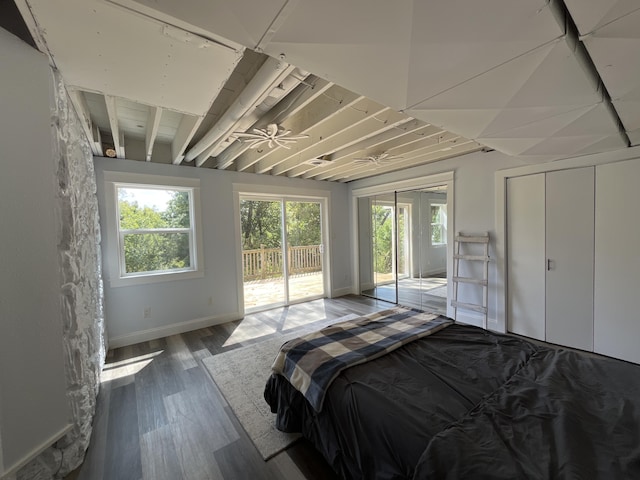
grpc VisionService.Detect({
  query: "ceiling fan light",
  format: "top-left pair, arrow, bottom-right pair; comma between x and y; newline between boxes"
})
304,157 -> 332,166
352,152 -> 403,166
232,123 -> 309,150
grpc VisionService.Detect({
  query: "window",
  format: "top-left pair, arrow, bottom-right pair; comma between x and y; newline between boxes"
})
105,173 -> 203,286
430,203 -> 447,246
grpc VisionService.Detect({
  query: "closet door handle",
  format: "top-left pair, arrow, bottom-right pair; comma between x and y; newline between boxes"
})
547,259 -> 553,271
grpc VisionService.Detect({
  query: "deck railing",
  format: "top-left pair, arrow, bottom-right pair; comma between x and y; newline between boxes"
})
242,244 -> 322,280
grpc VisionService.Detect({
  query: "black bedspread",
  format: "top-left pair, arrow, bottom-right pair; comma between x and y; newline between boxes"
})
264,323 -> 640,479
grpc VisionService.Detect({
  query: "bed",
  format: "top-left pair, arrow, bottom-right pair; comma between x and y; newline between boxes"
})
264,306 -> 640,479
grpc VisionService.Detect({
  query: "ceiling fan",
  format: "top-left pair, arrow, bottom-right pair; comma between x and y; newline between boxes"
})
304,154 -> 332,167
232,123 -> 309,149
352,152 -> 403,166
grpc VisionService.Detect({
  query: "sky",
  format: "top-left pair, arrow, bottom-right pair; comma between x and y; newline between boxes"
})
119,187 -> 175,211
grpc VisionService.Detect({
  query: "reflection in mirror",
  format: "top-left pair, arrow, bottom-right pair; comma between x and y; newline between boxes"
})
358,197 -> 374,296
358,186 -> 448,314
359,193 -> 397,303
372,193 -> 397,302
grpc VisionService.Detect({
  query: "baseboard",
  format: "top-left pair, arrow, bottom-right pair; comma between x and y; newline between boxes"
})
418,269 -> 446,277
331,286 -> 355,298
108,312 -> 241,348
1,423 -> 73,478
455,311 -> 498,330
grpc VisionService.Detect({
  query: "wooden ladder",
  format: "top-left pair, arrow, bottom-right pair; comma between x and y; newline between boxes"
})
451,232 -> 490,328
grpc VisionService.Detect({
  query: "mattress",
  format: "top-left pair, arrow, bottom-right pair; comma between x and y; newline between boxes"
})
264,322 -> 640,479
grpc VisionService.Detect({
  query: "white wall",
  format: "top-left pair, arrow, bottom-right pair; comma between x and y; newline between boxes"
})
0,28 -> 70,476
93,157 -> 352,347
349,150 -> 527,328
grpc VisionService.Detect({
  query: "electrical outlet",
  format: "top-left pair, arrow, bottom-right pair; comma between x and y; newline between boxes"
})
144,307 -> 151,318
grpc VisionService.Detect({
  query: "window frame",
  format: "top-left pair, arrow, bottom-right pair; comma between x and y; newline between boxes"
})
104,172 -> 204,287
430,202 -> 447,247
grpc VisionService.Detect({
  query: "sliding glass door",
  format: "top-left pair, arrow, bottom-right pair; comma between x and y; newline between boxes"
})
240,196 -> 325,312
286,200 -> 324,302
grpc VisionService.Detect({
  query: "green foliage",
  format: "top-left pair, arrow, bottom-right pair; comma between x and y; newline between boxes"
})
371,204 -> 409,276
286,201 -> 321,247
240,200 -> 282,250
123,233 -> 190,273
240,200 -> 322,250
430,204 -> 446,245
163,191 -> 190,228
372,205 -> 393,274
119,189 -> 191,274
397,208 -> 407,275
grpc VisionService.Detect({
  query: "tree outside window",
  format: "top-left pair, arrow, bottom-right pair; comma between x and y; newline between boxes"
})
117,186 -> 195,276
430,203 -> 447,246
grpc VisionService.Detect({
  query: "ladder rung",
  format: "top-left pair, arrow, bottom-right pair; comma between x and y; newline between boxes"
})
453,254 -> 490,261
450,301 -> 487,314
452,276 -> 487,286
456,235 -> 489,243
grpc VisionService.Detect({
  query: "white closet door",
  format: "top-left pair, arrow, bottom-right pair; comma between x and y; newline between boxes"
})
507,174 -> 545,340
545,168 -> 594,351
594,159 -> 640,364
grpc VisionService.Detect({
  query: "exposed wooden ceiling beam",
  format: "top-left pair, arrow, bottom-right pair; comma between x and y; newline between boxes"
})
67,89 -> 103,156
256,98 -> 388,174
172,115 -> 204,165
334,139 -> 482,182
200,71 -> 313,162
270,108 -> 410,176
310,124 -> 447,181
235,85 -> 363,172
339,142 -> 482,182
216,76 -> 333,169
91,124 -> 103,157
145,106 -> 162,162
104,95 -> 125,158
318,131 -> 464,181
289,119 -> 429,179
323,119 -> 426,164
190,57 -> 297,166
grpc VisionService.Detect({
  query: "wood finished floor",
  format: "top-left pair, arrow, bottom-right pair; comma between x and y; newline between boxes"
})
362,276 -> 448,315
70,295 -> 393,480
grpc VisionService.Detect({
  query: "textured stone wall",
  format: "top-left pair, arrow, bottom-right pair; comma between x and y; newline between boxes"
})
14,69 -> 106,479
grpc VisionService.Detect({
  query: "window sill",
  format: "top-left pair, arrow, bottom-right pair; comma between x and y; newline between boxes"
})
109,269 -> 204,288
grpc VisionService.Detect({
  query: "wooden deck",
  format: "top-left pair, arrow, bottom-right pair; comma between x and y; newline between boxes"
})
244,272 -> 325,311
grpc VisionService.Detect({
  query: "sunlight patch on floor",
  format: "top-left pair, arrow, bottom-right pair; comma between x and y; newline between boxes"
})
101,350 -> 164,382
223,300 -> 328,347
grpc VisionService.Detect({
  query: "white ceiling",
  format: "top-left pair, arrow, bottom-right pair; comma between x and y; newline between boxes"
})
566,0 -> 640,145
11,0 -> 638,180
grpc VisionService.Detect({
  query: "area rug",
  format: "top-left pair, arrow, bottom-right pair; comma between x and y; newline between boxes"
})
202,313 -> 358,460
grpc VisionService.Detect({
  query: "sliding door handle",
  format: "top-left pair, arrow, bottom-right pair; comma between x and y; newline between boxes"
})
547,259 -> 554,271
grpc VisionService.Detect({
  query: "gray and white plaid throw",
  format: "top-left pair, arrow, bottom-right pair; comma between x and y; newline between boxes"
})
271,306 -> 453,412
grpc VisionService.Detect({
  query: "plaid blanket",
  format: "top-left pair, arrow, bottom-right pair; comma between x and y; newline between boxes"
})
271,306 -> 453,412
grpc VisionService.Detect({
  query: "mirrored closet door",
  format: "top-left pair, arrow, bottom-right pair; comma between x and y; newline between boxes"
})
358,186 -> 448,314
